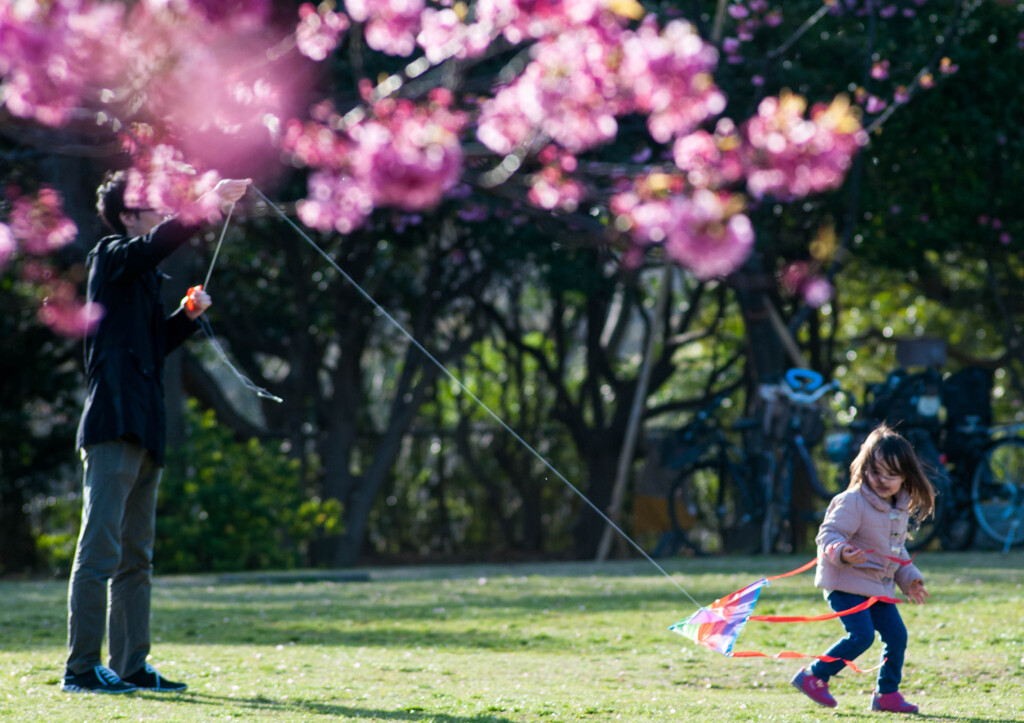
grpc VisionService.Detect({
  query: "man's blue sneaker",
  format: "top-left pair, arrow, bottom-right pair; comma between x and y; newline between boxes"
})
62,665 -> 137,694
122,663 -> 187,692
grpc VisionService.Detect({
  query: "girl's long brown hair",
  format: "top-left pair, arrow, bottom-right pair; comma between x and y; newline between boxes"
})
848,423 -> 936,520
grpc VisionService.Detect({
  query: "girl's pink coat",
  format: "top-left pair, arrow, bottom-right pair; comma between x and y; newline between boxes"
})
814,484 -> 924,598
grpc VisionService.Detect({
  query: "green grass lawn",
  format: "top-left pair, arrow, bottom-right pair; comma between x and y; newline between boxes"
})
2,552 -> 1022,721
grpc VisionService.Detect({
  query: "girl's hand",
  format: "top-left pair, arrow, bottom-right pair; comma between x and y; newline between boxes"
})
840,545 -> 867,565
906,579 -> 929,604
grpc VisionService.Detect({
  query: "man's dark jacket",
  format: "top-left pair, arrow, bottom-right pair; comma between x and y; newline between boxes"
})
76,219 -> 201,466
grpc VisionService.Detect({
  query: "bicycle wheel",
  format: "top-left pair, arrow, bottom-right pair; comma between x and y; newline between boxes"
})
667,459 -> 757,555
905,436 -> 949,551
762,448 -> 794,554
939,502 -> 977,551
717,459 -> 762,554
971,437 -> 1024,549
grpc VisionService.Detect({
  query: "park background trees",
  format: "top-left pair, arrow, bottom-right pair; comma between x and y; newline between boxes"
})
1,0 -> 1021,574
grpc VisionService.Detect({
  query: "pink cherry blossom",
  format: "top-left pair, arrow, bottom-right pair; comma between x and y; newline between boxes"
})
476,79 -> 542,155
297,171 -> 375,234
741,92 -> 867,200
661,189 -> 754,279
296,2 -> 350,62
0,223 -> 15,268
351,95 -> 466,210
497,24 -> 630,153
475,0 -> 612,45
781,261 -> 810,294
122,3 -> 304,175
728,4 -> 750,20
416,8 -> 491,64
612,178 -> 754,279
281,118 -> 353,171
7,187 -> 77,256
622,18 -> 726,144
187,0 -> 272,32
345,0 -> 425,57
38,279 -> 104,338
528,165 -> 585,212
124,145 -> 224,225
802,275 -> 833,307
672,124 -> 744,189
865,95 -> 887,114
0,0 -> 125,125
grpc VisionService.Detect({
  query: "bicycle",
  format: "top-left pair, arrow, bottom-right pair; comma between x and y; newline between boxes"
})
759,369 -> 845,555
939,367 -> 1024,551
659,396 -> 763,555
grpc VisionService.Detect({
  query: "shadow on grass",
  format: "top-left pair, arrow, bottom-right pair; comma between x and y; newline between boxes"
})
4,552 -> 1022,653
168,691 -> 517,722
909,716 -> 1024,723
142,691 -> 1022,723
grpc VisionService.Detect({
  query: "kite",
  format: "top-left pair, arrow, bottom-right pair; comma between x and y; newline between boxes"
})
670,555 -> 911,672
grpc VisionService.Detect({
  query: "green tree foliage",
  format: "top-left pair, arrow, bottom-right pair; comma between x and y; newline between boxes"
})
0,273 -> 81,575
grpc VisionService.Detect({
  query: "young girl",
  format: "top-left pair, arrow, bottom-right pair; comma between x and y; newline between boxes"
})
791,424 -> 934,713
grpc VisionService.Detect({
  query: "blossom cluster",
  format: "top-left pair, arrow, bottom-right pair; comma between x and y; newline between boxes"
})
611,175 -> 753,279
741,92 -> 867,200
478,17 -> 724,155
528,146 -> 586,213
0,187 -> 103,337
124,145 -> 225,226
284,90 -> 466,233
0,0 -> 124,125
296,2 -> 350,61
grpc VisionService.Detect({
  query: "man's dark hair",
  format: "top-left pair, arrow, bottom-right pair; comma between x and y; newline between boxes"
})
96,170 -> 130,236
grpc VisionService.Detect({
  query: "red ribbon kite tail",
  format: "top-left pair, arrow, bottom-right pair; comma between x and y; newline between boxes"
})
670,557 -> 910,672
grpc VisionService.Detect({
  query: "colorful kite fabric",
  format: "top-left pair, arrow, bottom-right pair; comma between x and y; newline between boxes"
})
669,557 -> 905,672
671,578 -> 769,656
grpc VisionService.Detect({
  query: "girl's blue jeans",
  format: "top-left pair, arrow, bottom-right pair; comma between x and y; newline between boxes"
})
808,590 -> 907,694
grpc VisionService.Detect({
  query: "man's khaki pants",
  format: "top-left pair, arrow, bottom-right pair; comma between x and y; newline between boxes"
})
66,438 -> 161,678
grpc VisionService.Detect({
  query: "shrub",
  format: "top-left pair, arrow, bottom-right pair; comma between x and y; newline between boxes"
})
156,401 -> 342,573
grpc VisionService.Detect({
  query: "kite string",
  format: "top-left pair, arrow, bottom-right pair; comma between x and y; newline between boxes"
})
248,185 -> 702,609
193,203 -> 284,403
203,202 -> 235,290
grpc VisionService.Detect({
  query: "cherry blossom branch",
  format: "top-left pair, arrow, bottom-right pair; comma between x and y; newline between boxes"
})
864,0 -> 971,136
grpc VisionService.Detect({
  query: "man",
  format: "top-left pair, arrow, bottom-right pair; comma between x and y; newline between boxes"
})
62,171 -> 250,694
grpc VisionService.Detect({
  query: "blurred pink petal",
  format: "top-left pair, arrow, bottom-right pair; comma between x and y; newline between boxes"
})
296,2 -> 350,61
0,223 -> 15,268
37,281 -> 104,338
7,187 -> 77,255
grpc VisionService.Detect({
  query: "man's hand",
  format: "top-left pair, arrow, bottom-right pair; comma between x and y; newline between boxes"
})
906,579 -> 929,604
183,286 -> 212,321
213,178 -> 251,205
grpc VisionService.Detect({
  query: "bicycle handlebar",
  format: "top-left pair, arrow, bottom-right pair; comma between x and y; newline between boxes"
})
777,378 -> 839,405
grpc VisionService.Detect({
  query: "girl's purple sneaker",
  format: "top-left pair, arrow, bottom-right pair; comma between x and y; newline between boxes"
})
791,668 -> 837,708
871,691 -> 919,713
